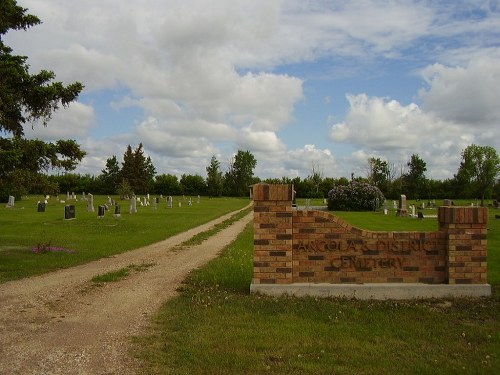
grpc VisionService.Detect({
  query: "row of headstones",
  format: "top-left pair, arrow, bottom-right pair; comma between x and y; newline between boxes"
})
37,194 -> 201,219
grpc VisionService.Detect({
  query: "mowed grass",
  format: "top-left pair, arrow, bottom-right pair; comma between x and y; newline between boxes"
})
135,203 -> 500,375
0,195 -> 249,283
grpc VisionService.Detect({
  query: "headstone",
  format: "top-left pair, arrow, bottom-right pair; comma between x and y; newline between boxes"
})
98,205 -> 106,218
444,199 -> 452,206
88,193 -> 95,212
188,198 -> 192,206
71,192 -> 76,200
178,202 -> 182,207
64,205 -> 76,220
411,205 -> 416,217
197,195 -> 200,203
396,195 -> 408,216
37,202 -> 46,212
82,192 -> 86,200
393,200 -> 397,209
153,198 -> 157,210
6,195 -> 15,207
107,196 -> 112,205
383,201 -> 388,215
67,191 -> 70,200
167,196 -> 173,208
417,211 -> 424,219
130,196 -> 137,213
114,205 -> 121,217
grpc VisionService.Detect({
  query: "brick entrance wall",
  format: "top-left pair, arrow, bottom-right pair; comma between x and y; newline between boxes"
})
252,184 -> 489,288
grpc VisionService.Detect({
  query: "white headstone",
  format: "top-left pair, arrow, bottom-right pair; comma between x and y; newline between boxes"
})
130,195 -> 137,213
167,196 -> 173,208
87,193 -> 95,212
6,195 -> 15,207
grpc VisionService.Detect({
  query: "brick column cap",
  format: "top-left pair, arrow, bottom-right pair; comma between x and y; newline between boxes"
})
252,183 -> 293,201
438,206 -> 488,225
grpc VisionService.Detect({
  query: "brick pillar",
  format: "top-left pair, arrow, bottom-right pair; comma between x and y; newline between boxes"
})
252,184 -> 293,284
438,206 -> 488,284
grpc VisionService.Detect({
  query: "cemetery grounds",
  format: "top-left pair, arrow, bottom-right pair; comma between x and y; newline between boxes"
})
0,196 -> 499,374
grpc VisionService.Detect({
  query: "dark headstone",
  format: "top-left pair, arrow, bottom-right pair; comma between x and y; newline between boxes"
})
37,202 -> 46,212
98,205 -> 105,218
64,205 -> 76,220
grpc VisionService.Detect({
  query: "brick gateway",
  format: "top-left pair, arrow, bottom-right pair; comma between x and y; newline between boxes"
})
250,184 -> 491,299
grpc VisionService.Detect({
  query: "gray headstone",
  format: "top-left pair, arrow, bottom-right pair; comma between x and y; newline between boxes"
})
88,193 -> 95,212
130,196 -> 137,213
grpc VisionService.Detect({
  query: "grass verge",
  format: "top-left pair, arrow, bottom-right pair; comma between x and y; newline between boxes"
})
135,222 -> 500,374
91,262 -> 155,283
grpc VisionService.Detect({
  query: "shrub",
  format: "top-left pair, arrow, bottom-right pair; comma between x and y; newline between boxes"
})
328,181 -> 385,211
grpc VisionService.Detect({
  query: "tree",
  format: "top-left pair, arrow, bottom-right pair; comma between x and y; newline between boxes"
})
224,150 -> 257,197
403,154 -> 427,199
154,174 -> 180,195
366,157 -> 391,196
119,143 -> 156,194
0,1 -> 85,200
180,174 -> 207,195
99,155 -> 120,194
0,137 -> 85,200
306,161 -> 323,196
0,0 -> 84,136
455,144 -> 500,206
206,155 -> 223,197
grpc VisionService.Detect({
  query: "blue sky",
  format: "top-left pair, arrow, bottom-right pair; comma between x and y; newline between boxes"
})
5,0 -> 500,181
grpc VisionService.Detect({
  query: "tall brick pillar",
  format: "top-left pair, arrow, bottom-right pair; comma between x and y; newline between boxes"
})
438,206 -> 488,284
252,184 -> 294,285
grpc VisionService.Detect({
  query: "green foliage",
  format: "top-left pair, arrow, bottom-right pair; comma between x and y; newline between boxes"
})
99,155 -> 120,194
180,174 -> 206,195
206,155 -> 223,197
119,143 -> 156,194
328,181 -> 385,211
456,144 -> 500,205
154,174 -> 180,195
0,0 -> 83,136
224,150 -> 257,196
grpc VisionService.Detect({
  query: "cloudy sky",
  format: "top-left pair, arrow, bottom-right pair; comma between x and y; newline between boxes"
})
5,0 -> 500,180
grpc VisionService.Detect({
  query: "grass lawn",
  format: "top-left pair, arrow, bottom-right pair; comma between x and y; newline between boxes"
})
135,204 -> 500,375
0,195 -> 249,283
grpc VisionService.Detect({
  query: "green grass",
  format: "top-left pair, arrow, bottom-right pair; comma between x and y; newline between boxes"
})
91,262 -> 155,283
0,195 -> 249,283
135,222 -> 500,374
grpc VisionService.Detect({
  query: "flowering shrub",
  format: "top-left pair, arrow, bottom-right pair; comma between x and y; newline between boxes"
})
328,181 -> 385,211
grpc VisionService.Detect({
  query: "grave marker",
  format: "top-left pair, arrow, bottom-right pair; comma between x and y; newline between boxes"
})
130,196 -> 137,213
114,205 -> 121,217
6,195 -> 15,208
88,193 -> 95,212
64,205 -> 76,220
396,194 -> 408,216
37,202 -> 46,212
98,205 -> 106,218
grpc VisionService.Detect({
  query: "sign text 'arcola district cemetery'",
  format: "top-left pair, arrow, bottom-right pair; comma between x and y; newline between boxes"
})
250,184 -> 491,300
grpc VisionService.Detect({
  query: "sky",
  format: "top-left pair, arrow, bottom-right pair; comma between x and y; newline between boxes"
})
5,0 -> 500,181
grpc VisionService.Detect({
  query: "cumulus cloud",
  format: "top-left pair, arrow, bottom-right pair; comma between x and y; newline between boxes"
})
419,58 -> 500,127
23,102 -> 95,141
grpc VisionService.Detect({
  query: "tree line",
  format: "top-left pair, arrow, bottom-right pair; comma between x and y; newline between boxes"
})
17,143 -> 497,205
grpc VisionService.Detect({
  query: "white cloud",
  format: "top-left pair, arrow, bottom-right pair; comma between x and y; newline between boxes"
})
23,102 -> 95,141
419,57 -> 500,127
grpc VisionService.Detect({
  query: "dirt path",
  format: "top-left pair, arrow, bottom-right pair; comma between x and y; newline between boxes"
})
0,207 -> 253,375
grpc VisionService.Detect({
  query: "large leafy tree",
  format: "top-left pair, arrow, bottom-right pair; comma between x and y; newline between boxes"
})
455,144 -> 500,206
0,1 -> 85,200
403,154 -> 427,199
0,137 -> 86,198
366,157 -> 391,196
206,155 -> 223,197
224,150 -> 257,197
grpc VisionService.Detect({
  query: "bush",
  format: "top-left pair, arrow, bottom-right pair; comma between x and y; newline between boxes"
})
328,181 -> 385,211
